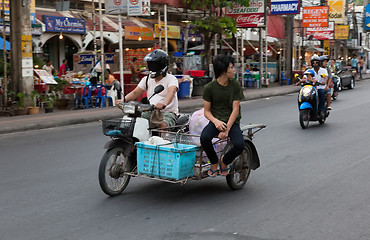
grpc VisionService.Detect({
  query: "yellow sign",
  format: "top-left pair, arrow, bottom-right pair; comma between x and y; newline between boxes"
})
21,35 -> 33,58
323,40 -> 330,55
0,0 -> 9,11
334,25 -> 349,40
328,0 -> 345,24
154,24 -> 180,39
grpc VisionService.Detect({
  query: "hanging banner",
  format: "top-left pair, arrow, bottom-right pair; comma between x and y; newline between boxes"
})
154,24 -> 180,39
30,0 -> 36,24
365,4 -> 370,31
328,0 -> 345,24
21,35 -> 33,58
335,25 -> 349,39
302,6 -> 329,28
125,26 -> 154,40
270,0 -> 299,15
128,0 -> 142,16
106,0 -> 128,15
306,22 -> 334,40
0,0 -> 9,14
226,0 -> 265,28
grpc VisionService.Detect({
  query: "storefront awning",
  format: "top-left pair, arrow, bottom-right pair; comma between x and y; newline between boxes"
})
305,47 -> 326,52
188,44 -> 231,51
0,37 -> 10,50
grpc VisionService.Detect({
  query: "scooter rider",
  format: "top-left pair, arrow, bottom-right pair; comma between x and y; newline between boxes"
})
329,59 -> 339,97
320,55 -> 332,110
115,49 -> 179,129
311,55 -> 329,113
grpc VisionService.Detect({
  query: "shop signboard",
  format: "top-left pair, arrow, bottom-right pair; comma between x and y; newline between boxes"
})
125,26 -> 154,40
106,54 -> 116,64
328,0 -> 345,24
365,4 -> 370,31
302,6 -> 329,28
106,0 -> 128,14
43,16 -> 86,34
154,24 -> 180,39
34,70 -> 58,85
335,25 -> 349,39
31,24 -> 44,35
306,21 -> 334,40
226,0 -> 265,28
128,0 -> 142,16
75,54 -> 116,64
30,0 -> 36,24
181,27 -> 202,42
270,0 -> 299,15
0,0 -> 9,15
323,40 -> 330,55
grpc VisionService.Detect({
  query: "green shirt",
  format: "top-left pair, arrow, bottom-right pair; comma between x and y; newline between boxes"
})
203,79 -> 244,124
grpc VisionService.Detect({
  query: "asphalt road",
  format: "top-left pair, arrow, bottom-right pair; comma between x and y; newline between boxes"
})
1,80 -> 370,240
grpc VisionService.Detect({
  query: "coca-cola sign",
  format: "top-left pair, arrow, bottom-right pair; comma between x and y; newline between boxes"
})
227,0 -> 265,28
306,22 -> 334,40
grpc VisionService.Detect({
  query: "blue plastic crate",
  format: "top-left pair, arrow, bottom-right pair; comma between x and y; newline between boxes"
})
136,142 -> 197,180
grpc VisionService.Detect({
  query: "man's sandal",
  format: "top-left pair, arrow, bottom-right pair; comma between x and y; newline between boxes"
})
219,164 -> 231,176
207,168 -> 218,178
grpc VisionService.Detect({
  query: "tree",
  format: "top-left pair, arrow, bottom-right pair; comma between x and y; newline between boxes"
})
184,0 -> 250,74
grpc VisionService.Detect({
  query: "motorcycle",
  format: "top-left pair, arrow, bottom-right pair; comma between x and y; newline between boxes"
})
98,84 -> 266,196
331,74 -> 342,101
295,74 -> 330,129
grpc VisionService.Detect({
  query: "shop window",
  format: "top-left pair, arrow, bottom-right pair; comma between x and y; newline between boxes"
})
36,0 -> 55,8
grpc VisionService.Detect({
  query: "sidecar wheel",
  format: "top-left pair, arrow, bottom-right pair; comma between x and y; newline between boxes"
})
99,147 -> 132,196
226,144 -> 252,190
299,109 -> 310,129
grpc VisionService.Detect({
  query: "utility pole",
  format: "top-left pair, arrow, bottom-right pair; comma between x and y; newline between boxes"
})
98,0 -> 105,83
92,0 -> 97,65
285,14 -> 294,82
10,0 -> 33,97
1,0 -> 8,108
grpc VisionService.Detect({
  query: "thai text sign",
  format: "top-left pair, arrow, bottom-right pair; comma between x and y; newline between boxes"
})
125,26 -> 154,40
302,6 -> 329,28
306,22 -> 334,40
335,25 -> 349,39
328,0 -> 345,24
226,0 -> 265,28
270,0 -> 299,15
43,16 -> 86,34
154,24 -> 180,39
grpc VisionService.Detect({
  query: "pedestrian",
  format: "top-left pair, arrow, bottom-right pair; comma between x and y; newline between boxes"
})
42,59 -> 55,76
359,56 -> 365,80
252,65 -> 259,71
58,59 -> 68,77
200,54 -> 245,178
130,57 -> 141,83
351,56 -> 358,75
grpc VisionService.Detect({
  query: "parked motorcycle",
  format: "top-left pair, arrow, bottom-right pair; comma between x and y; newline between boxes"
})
295,74 -> 330,129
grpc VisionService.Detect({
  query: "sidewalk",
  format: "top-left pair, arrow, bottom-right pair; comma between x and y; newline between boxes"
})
0,82 -> 314,135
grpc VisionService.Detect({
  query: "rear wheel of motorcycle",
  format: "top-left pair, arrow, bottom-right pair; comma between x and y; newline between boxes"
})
225,143 -> 252,190
318,117 -> 326,124
99,147 -> 132,196
299,109 -> 310,129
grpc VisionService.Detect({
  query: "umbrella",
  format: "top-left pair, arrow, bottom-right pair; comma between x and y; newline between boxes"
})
0,37 -> 10,51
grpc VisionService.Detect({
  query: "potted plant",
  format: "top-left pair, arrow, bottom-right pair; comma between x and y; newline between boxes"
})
13,91 -> 28,115
44,94 -> 55,113
27,90 -> 40,115
53,78 -> 70,109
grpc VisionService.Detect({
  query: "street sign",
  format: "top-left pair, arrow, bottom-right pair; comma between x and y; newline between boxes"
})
226,0 -> 265,28
270,0 -> 299,15
364,4 -> 370,31
302,6 -> 329,28
106,0 -> 128,15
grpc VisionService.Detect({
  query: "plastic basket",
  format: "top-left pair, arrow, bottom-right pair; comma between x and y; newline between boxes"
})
189,70 -> 205,77
136,142 -> 198,180
102,119 -> 135,137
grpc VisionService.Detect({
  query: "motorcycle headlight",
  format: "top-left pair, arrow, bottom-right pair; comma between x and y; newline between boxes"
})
302,86 -> 311,97
123,105 -> 136,114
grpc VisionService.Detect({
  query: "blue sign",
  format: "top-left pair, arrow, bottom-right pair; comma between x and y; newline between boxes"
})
365,4 -> 370,31
78,55 -> 95,64
43,15 -> 86,34
270,0 -> 299,15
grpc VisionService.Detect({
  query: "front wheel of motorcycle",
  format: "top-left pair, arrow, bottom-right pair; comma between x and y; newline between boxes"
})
299,109 -> 310,129
99,147 -> 132,196
226,144 -> 252,190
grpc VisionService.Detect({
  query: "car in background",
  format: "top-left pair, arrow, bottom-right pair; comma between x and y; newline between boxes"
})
335,60 -> 355,89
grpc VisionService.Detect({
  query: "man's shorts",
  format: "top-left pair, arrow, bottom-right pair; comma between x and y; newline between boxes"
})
325,88 -> 331,95
141,111 -> 178,127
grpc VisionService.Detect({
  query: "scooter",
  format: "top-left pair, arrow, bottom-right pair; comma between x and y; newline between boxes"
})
331,74 -> 342,101
295,74 -> 330,129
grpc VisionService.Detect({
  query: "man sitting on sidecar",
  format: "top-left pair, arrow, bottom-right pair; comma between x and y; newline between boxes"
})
116,49 -> 179,129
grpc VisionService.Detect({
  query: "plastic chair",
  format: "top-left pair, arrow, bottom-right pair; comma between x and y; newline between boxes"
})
95,84 -> 113,108
281,72 -> 290,86
74,85 -> 95,109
